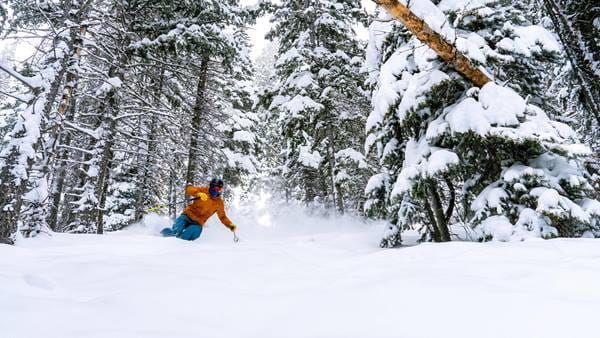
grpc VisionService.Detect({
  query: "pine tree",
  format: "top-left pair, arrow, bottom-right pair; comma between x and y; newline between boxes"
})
367,1 -> 600,246
262,0 -> 370,212
220,30 -> 261,192
542,0 -> 599,125
542,0 -> 599,184
0,0 -> 263,239
0,0 -> 83,242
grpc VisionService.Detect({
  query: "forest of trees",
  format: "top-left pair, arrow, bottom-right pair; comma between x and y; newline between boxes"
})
0,0 -> 598,246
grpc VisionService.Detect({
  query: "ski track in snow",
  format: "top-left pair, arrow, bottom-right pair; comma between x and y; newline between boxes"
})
1,207 -> 600,338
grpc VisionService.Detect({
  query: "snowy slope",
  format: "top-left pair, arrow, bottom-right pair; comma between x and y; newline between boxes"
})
1,204 -> 600,338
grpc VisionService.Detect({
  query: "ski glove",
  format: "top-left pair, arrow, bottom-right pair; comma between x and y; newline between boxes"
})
196,192 -> 209,201
228,224 -> 237,232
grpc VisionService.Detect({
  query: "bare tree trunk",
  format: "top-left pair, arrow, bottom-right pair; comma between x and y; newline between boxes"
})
327,129 -> 339,212
427,181 -> 451,242
168,164 -> 176,218
95,143 -> 113,235
373,0 -> 492,87
423,197 -> 442,242
57,25 -> 87,115
444,175 -> 455,225
336,182 -> 345,215
185,53 -> 210,186
418,179 -> 453,242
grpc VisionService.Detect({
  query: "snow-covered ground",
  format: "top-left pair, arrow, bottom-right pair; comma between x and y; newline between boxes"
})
1,203 -> 600,338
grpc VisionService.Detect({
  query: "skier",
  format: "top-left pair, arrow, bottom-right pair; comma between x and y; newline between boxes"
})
160,178 -> 237,241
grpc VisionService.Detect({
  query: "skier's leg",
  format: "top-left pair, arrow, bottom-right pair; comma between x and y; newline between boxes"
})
160,228 -> 175,237
179,224 -> 202,241
161,214 -> 189,237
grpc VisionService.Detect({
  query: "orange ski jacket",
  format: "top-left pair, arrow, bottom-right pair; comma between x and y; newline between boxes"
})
183,186 -> 233,229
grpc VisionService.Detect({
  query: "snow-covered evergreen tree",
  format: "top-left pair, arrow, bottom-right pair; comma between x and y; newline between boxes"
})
0,0 -> 82,242
541,0 -> 599,194
262,0 -> 370,213
367,1 -> 600,246
49,0 -> 257,232
542,0 -> 599,132
1,0 -> 598,246
220,30 -> 261,192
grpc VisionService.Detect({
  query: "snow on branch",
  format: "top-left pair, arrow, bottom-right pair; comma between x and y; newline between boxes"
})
0,62 -> 41,92
372,0 -> 492,87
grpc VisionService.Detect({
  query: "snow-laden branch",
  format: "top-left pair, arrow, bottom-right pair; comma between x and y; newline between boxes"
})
0,90 -> 29,103
0,62 -> 41,92
372,0 -> 492,87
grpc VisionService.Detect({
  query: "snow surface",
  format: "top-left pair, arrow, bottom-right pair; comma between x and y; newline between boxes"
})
2,200 -> 600,338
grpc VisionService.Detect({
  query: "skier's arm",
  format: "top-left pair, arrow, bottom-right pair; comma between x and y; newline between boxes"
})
216,200 -> 234,230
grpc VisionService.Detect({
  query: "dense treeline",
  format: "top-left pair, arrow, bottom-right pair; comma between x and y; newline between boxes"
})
0,0 -> 598,245
0,0 -> 261,243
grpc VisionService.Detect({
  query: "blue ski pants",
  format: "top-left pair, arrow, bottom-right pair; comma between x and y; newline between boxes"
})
161,214 -> 203,241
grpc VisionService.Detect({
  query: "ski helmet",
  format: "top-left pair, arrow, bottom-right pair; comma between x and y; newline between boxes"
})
209,178 -> 224,188
209,178 -> 224,198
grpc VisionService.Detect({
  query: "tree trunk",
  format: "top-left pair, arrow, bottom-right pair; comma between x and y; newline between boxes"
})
444,175 -> 455,224
422,197 -> 442,242
57,25 -> 87,115
48,31 -> 86,230
373,0 -> 492,87
93,66 -> 121,234
427,181 -> 451,242
94,138 -> 114,235
336,183 -> 345,215
327,129 -> 339,212
185,53 -> 210,186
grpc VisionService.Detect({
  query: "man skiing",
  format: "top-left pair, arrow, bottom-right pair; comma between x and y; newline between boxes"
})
160,178 -> 236,241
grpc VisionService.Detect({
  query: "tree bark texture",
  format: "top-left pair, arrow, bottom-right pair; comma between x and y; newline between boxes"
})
427,181 -> 451,242
57,25 -> 87,115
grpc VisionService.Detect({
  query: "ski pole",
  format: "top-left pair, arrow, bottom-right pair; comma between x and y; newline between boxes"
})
233,231 -> 240,243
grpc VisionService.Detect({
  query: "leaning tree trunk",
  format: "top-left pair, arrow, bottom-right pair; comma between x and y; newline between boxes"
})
373,0 -> 492,87
185,53 -> 210,186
